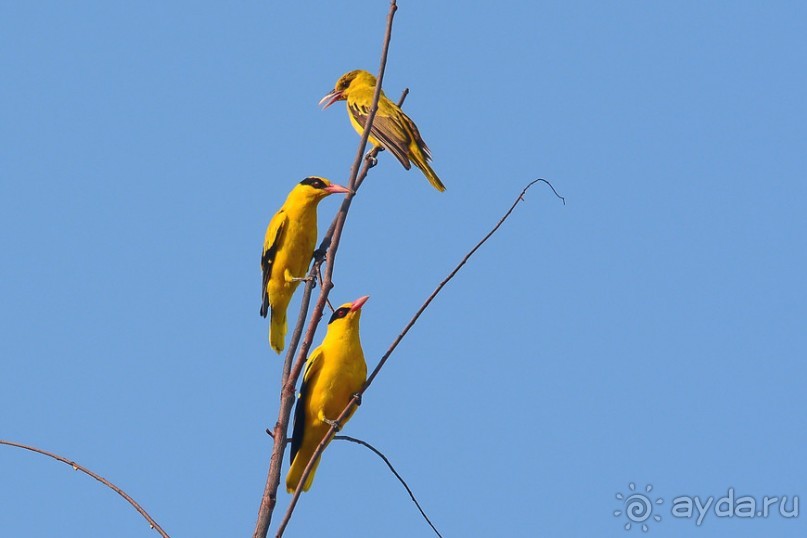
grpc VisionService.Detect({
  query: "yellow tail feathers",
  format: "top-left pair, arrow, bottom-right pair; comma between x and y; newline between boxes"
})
411,153 -> 446,192
286,448 -> 322,493
270,308 -> 287,354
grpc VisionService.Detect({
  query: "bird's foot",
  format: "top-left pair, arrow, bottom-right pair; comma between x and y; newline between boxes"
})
364,152 -> 378,168
352,392 -> 362,406
323,418 -> 342,432
290,275 -> 313,283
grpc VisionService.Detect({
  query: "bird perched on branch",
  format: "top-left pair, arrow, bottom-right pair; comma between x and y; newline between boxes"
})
319,69 -> 446,192
261,177 -> 350,353
286,295 -> 369,493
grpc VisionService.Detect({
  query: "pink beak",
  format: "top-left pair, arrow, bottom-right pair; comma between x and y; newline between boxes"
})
324,183 -> 351,195
350,295 -> 370,312
318,90 -> 344,110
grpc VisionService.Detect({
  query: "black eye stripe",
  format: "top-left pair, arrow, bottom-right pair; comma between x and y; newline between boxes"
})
300,177 -> 326,189
337,73 -> 355,90
328,307 -> 350,324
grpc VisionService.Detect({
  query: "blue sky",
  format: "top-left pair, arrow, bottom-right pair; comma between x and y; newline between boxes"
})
2,1 -> 805,537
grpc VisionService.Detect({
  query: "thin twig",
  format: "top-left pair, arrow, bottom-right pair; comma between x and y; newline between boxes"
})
280,178 -> 563,533
316,264 -> 334,312
335,435 -> 443,538
365,179 -> 562,389
263,426 -> 440,537
253,2 -> 400,536
274,2 -> 400,537
0,440 -> 170,538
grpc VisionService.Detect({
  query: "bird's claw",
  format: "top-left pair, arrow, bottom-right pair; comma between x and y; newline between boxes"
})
323,418 -> 342,432
291,276 -> 313,283
352,392 -> 362,406
364,152 -> 378,168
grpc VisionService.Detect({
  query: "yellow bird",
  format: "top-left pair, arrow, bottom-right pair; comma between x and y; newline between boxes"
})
286,295 -> 369,493
319,69 -> 446,192
260,177 -> 350,353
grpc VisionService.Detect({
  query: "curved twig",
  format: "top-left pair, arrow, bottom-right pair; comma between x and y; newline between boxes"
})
282,178 -> 564,530
335,435 -> 443,538
365,179 -> 562,388
0,439 -> 170,538
262,429 -> 441,537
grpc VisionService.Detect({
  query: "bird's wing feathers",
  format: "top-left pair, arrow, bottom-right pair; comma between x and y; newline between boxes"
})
290,346 -> 324,464
349,101 -> 412,169
404,115 -> 432,160
302,346 -> 324,384
260,209 -> 287,317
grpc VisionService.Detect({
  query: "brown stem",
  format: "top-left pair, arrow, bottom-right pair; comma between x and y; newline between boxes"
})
273,3 -> 401,538
252,258 -> 321,538
0,439 -> 170,538
252,2 -> 400,536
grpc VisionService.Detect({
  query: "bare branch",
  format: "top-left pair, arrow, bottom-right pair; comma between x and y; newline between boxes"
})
252,1 -> 400,536
273,3 -> 401,537
0,439 -> 170,538
278,178 -> 564,534
335,435 -> 443,538
252,257 -> 321,538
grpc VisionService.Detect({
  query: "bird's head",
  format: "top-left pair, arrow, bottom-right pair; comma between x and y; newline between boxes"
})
292,176 -> 351,203
327,295 -> 369,330
318,70 -> 377,109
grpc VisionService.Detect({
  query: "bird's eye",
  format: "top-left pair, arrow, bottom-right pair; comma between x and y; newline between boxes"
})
300,177 -> 326,189
328,307 -> 349,324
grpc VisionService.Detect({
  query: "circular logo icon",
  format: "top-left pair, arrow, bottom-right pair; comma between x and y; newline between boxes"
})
614,483 -> 663,531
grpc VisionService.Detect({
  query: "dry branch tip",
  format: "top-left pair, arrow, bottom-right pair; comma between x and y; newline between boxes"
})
336,435 -> 443,538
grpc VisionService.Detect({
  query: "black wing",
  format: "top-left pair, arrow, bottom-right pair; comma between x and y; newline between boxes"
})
289,348 -> 322,464
260,209 -> 286,317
